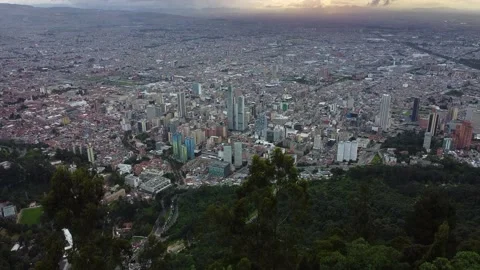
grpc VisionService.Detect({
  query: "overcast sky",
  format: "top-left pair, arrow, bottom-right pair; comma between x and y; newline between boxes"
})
2,0 -> 479,10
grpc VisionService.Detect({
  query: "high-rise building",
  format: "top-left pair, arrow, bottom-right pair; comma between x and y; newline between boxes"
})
255,113 -> 268,139
146,105 -> 156,121
446,107 -> 458,122
423,132 -> 433,151
443,138 -> 453,151
350,141 -> 358,161
192,83 -> 202,96
411,98 -> 420,122
379,94 -> 391,130
427,112 -> 439,136
172,132 -> 182,159
347,96 -> 355,110
313,135 -> 323,150
227,86 -> 235,130
185,137 -> 196,160
180,145 -> 188,163
343,141 -> 352,161
223,145 -> 232,164
236,96 -> 246,131
87,144 -> 95,164
234,142 -> 243,168
137,119 -> 147,133
336,141 -> 358,162
177,92 -> 186,118
336,141 -> 345,162
454,121 -> 473,150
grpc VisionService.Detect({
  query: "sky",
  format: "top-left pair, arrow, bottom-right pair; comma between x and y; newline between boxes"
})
1,0 -> 480,11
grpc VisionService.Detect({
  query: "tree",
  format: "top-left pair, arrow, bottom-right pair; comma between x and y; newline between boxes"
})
406,190 -> 456,246
40,167 -> 130,269
209,148 -> 309,269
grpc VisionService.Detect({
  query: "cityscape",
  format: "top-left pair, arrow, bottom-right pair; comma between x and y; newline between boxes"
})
2,2 -> 480,270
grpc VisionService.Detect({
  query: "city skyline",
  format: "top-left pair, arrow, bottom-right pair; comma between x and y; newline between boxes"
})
2,0 -> 480,12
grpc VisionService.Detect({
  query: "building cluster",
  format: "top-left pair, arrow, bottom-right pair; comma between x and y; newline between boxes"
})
2,6 -> 480,186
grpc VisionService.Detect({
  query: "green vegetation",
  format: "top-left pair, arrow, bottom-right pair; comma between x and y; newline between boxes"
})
155,152 -> 480,269
19,207 -> 44,225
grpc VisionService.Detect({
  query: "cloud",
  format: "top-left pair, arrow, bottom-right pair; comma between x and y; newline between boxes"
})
368,0 -> 394,6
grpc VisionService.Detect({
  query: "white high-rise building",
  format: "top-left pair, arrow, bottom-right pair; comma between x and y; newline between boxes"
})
423,132 -> 433,151
336,141 -> 358,162
350,141 -> 358,161
379,94 -> 391,130
343,141 -> 352,161
87,144 -> 95,164
337,141 -> 345,162
236,96 -> 246,131
177,92 -> 186,118
313,135 -> 323,150
227,86 -> 235,130
234,142 -> 243,168
223,145 -> 232,165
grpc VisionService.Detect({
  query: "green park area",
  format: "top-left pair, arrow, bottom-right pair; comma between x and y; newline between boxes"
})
18,207 -> 44,225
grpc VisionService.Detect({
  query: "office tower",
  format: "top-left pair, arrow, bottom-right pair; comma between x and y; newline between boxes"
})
454,121 -> 473,150
185,137 -> 196,160
427,112 -> 439,136
172,132 -> 182,159
87,144 -> 95,164
255,113 -> 268,139
446,107 -> 458,122
192,83 -> 202,96
137,119 -> 147,133
236,96 -> 246,131
156,94 -> 164,104
336,141 -> 345,162
379,94 -> 391,130
146,105 -> 156,120
423,132 -> 433,151
443,138 -> 453,151
177,92 -> 186,118
180,145 -> 188,163
223,145 -> 232,164
234,142 -> 243,168
227,86 -> 235,130
411,98 -> 420,122
313,135 -> 323,150
281,102 -> 289,112
469,109 -> 480,134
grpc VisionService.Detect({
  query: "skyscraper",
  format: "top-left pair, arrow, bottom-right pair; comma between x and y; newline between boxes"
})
411,98 -> 420,122
192,83 -> 202,96
185,137 -> 196,160
379,94 -> 391,130
255,113 -> 268,139
443,138 -> 453,151
177,92 -> 186,118
234,142 -> 242,168
87,144 -> 95,164
227,86 -> 235,130
236,96 -> 245,131
454,121 -> 473,150
427,112 -> 439,136
172,132 -> 182,159
223,145 -> 232,164
423,132 -> 433,151
146,105 -> 156,121
446,107 -> 458,122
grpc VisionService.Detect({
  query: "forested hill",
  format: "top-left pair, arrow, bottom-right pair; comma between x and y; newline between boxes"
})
163,154 -> 480,269
2,147 -> 480,269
